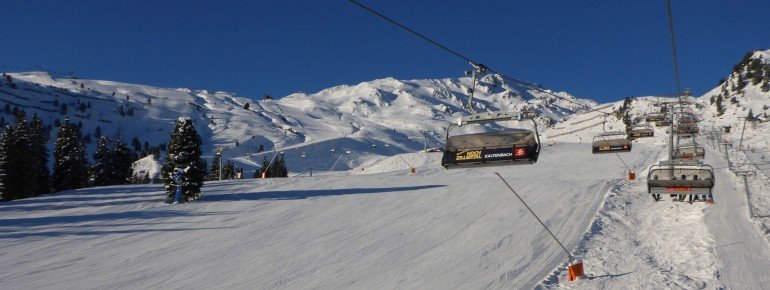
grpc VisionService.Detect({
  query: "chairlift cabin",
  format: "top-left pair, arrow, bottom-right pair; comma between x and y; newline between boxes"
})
300,152 -> 307,158
644,113 -> 665,123
679,114 -> 697,124
673,145 -> 705,160
647,160 -> 714,201
676,124 -> 699,138
592,131 -> 631,154
441,111 -> 540,169
628,124 -> 654,139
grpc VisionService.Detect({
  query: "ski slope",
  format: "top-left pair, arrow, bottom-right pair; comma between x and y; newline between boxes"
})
0,142 -> 662,289
549,137 -> 770,290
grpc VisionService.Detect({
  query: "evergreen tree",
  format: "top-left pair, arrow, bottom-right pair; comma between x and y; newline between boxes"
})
150,147 -> 160,159
0,126 -> 14,201
132,137 -> 141,151
243,103 -> 250,110
111,139 -> 135,185
256,156 -> 271,178
268,156 -> 279,177
6,112 -> 38,197
94,126 -> 102,138
161,117 -> 206,203
209,154 -> 221,180
275,154 -> 288,177
29,114 -> 51,195
0,144 -> 5,200
223,161 -> 236,179
715,94 -> 724,116
91,136 -> 114,186
53,119 -> 90,192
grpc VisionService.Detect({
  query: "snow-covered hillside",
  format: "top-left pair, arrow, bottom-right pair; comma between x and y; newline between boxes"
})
2,49 -> 770,289
1,71 -> 593,176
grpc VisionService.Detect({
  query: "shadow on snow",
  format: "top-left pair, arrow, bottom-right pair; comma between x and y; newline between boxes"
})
200,184 -> 446,202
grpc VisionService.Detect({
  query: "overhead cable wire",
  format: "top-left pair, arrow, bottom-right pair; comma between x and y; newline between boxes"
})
665,0 -> 683,95
346,0 -> 610,116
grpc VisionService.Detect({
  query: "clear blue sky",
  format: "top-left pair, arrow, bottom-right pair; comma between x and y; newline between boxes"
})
1,0 -> 768,103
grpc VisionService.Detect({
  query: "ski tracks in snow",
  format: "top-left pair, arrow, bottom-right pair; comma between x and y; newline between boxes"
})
543,139 -> 770,289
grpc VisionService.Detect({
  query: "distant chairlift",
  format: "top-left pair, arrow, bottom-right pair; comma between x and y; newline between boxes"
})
441,111 -> 540,169
676,124 -> 699,138
647,160 -> 714,202
656,118 -> 672,128
679,114 -> 697,124
644,113 -> 665,123
628,124 -> 654,139
592,131 -> 632,154
672,145 -> 705,160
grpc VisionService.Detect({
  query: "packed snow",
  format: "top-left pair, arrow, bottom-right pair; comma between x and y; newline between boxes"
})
1,48 -> 770,288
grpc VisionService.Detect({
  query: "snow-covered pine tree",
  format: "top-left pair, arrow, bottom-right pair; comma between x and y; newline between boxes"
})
209,154 -> 221,180
275,154 -> 288,177
223,161 -> 235,179
256,156 -> 271,178
91,136 -> 113,186
161,117 -> 206,203
268,155 -> 280,177
111,139 -> 135,185
29,113 -> 51,195
0,126 -> 12,201
53,119 -> 90,192
7,111 -> 38,198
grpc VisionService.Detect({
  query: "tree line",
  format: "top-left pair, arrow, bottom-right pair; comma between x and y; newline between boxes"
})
0,113 -> 290,203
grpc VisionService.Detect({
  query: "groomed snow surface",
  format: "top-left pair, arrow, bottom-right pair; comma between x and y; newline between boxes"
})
3,139 -> 770,289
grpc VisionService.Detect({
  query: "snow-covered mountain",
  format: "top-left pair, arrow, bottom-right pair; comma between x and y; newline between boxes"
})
0,71 -> 594,176
3,50 -> 770,289
2,48 -> 768,178
697,49 -> 770,123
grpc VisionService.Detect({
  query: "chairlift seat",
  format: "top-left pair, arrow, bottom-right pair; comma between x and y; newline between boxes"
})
645,114 -> 665,122
592,132 -> 631,153
647,163 -> 714,195
442,129 -> 539,169
629,126 -> 654,138
673,146 -> 705,160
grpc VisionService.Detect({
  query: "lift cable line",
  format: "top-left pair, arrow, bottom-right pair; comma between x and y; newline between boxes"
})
346,0 -> 609,117
348,0 -> 634,176
347,0 -> 478,65
495,173 -> 575,261
665,0 -> 683,96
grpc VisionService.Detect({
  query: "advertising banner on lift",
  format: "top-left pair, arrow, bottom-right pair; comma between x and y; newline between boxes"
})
484,147 -> 527,161
599,144 -> 629,151
453,147 -> 527,162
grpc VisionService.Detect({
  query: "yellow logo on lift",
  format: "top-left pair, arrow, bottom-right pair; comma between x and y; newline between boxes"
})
456,150 -> 482,160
